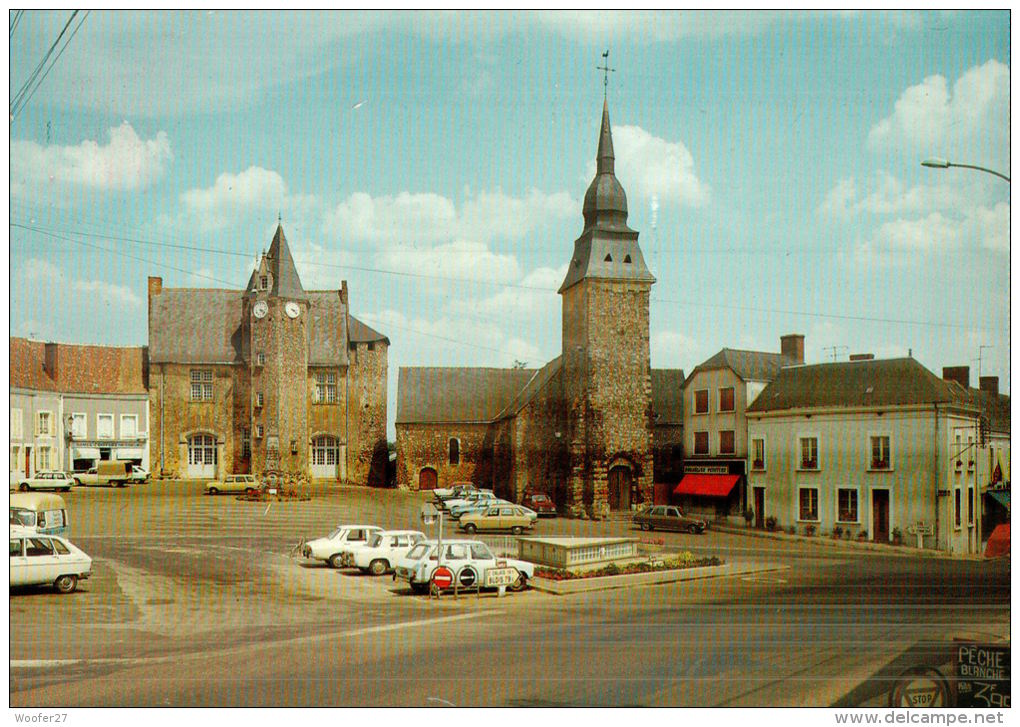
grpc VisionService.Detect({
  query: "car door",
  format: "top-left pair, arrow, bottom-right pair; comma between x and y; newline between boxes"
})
24,537 -> 61,585
664,507 -> 683,532
10,536 -> 29,586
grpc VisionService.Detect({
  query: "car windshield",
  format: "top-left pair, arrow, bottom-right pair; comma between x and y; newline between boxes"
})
328,527 -> 343,539
10,508 -> 36,527
405,543 -> 430,560
532,495 -> 549,502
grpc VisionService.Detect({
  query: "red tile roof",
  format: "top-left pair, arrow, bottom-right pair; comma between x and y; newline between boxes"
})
10,337 -> 148,394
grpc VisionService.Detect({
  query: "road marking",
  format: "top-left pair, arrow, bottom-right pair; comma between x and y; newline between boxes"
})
10,611 -> 500,670
741,576 -> 788,584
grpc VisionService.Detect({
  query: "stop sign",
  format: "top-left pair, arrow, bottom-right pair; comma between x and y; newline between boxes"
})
432,566 -> 453,589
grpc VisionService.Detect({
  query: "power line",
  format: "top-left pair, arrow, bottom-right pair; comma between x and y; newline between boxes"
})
9,218 -> 1005,334
10,9 -> 24,38
11,10 -> 88,120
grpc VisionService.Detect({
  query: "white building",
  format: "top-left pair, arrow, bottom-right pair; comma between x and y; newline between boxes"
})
746,356 -> 984,555
10,338 -> 150,480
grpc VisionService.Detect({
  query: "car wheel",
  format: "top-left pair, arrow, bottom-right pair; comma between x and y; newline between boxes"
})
511,526 -> 523,535
54,575 -> 78,594
508,573 -> 528,592
328,553 -> 345,569
207,487 -> 219,495
73,479 -> 81,486
687,524 -> 701,534
463,523 -> 477,534
410,581 -> 428,595
62,487 -> 71,492
19,483 -> 29,492
368,559 -> 388,576
639,522 -> 650,531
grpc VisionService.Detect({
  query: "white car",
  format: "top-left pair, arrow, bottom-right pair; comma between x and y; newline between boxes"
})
301,524 -> 383,568
442,489 -> 496,512
129,467 -> 150,484
394,539 -> 535,594
14,471 -> 74,492
10,526 -> 92,594
350,530 -> 427,575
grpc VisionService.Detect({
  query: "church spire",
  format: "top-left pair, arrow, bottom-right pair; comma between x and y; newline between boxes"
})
581,97 -> 630,232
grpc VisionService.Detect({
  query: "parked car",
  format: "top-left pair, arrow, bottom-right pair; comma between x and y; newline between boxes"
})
10,526 -> 92,594
74,461 -> 132,487
129,467 -> 150,484
433,482 -> 477,502
10,493 -> 69,536
459,504 -> 537,535
442,489 -> 496,512
350,530 -> 427,575
301,524 -> 384,568
633,505 -> 707,534
394,539 -> 534,594
448,494 -> 505,519
14,471 -> 74,492
205,474 -> 259,495
521,491 -> 557,517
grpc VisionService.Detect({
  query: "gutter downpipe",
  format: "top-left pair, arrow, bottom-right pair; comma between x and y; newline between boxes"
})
160,366 -> 165,476
933,402 -> 940,552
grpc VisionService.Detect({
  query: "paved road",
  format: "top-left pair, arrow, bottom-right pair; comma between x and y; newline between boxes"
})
9,482 -> 1011,707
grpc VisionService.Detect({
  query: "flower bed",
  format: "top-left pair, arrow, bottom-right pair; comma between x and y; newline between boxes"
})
535,552 -> 722,581
236,489 -> 312,502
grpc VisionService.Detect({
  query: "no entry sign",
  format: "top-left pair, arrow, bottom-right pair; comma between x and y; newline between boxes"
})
432,566 -> 453,589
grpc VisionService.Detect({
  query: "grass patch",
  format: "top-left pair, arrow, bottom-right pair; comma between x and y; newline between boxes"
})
535,552 -> 723,581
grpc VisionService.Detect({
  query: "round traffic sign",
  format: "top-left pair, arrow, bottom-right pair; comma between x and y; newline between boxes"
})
432,566 -> 453,589
458,566 -> 478,588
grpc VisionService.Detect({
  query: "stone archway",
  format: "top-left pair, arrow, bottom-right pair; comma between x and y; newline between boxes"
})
418,467 -> 438,491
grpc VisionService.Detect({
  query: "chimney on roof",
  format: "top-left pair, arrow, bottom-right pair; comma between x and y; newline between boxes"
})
44,341 -> 58,381
849,353 -> 875,361
980,376 -> 999,396
943,366 -> 970,389
780,334 -> 805,365
148,276 -> 162,297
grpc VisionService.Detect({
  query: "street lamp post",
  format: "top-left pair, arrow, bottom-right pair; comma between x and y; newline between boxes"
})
921,158 -> 1010,183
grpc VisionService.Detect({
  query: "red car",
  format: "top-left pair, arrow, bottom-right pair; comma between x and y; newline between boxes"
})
521,491 -> 557,517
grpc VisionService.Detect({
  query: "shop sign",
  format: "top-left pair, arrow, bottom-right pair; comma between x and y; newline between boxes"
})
957,643 -> 1010,708
683,465 -> 730,475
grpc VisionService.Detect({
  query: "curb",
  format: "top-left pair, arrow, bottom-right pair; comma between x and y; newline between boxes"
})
529,561 -> 788,595
711,523 -> 987,561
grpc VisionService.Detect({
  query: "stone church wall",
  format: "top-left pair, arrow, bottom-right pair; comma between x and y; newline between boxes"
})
346,341 -> 389,486
396,422 -> 492,491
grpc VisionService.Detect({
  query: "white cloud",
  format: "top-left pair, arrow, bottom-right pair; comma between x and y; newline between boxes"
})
181,166 -> 317,232
868,60 -> 1009,159
651,329 -> 702,370
323,192 -> 458,246
459,189 -> 576,241
376,240 -> 520,284
463,265 -> 565,319
11,123 -> 171,196
21,257 -> 142,308
594,125 -> 709,208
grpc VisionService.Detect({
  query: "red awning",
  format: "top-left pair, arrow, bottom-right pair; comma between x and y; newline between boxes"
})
674,474 -> 740,498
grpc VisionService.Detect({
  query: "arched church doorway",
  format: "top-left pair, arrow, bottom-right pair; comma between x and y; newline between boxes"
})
608,465 -> 633,511
418,467 -> 438,491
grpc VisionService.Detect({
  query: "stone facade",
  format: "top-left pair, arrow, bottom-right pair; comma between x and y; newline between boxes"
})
148,225 -> 388,485
395,98 -> 672,519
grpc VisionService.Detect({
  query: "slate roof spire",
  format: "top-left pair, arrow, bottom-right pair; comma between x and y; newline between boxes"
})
581,98 -> 630,233
265,223 -> 308,300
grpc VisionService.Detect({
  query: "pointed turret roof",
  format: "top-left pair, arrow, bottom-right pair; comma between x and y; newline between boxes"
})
265,224 -> 307,300
560,98 -> 655,294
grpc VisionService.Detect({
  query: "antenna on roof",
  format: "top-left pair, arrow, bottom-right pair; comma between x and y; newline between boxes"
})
823,345 -> 848,362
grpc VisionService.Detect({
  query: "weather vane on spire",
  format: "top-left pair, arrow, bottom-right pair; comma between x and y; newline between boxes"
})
597,49 -> 615,97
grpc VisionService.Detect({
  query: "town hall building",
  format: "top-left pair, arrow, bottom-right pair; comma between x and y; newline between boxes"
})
147,225 -> 389,485
396,99 -> 685,518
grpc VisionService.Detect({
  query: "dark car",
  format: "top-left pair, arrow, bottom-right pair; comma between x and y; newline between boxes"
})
521,491 -> 557,517
633,505 -> 707,534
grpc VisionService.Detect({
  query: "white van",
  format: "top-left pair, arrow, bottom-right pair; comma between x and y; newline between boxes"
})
10,526 -> 92,593
9,492 -> 69,536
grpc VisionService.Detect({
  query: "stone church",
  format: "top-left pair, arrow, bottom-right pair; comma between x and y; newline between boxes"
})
147,224 -> 389,485
396,99 -> 685,518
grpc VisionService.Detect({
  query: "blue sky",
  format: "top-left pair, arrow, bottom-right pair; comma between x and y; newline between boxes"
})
9,11 -> 1011,435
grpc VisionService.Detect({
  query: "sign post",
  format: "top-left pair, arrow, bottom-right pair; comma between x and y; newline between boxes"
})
907,522 -> 934,549
957,643 -> 1011,708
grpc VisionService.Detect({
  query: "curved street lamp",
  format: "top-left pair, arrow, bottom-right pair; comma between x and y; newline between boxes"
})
921,158 -> 1010,183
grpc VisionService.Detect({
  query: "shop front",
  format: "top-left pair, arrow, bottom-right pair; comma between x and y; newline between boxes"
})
674,462 -> 746,523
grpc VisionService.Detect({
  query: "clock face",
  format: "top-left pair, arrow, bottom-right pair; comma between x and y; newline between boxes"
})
253,301 -> 268,319
285,301 -> 301,319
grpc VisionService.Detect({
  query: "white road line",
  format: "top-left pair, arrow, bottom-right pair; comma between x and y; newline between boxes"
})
11,611 -> 499,670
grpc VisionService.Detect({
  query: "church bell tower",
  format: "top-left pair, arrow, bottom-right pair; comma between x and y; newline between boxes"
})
559,95 -> 656,519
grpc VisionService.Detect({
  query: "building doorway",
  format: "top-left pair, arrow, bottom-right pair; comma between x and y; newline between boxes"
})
872,489 -> 890,542
608,465 -> 633,511
187,433 -> 217,479
310,435 -> 342,480
754,487 -> 765,529
418,467 -> 438,491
